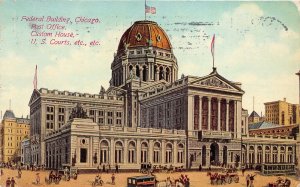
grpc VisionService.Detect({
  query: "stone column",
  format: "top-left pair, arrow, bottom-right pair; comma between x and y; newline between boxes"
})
139,68 -> 143,80
173,140 -> 178,164
54,105 -> 58,130
206,148 -> 211,167
147,67 -> 150,81
285,146 -> 288,163
217,98 -> 221,131
124,139 -> 128,164
155,68 -> 159,81
234,101 -> 238,139
270,145 -> 273,163
208,97 -> 211,130
110,138 -> 115,165
246,145 -> 249,165
236,100 -> 242,139
199,96 -> 202,130
149,140 -> 154,164
262,145 -> 265,164
254,144 -> 257,164
89,137 -> 93,167
187,95 -> 194,131
162,140 -> 166,164
226,100 -> 229,132
123,65 -> 126,84
137,139 -> 141,164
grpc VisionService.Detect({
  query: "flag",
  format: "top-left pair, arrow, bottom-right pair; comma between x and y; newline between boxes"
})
145,5 -> 156,14
210,34 -> 215,59
33,65 -> 37,90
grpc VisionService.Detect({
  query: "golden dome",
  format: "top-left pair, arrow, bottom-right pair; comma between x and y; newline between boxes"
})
117,20 -> 172,54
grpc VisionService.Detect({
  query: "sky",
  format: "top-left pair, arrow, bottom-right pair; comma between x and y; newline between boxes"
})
0,0 -> 300,119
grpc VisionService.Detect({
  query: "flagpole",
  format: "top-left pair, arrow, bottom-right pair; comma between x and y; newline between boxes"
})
145,0 -> 146,20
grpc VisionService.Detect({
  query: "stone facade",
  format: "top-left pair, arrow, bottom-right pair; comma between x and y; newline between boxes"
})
29,20 -> 299,171
21,138 -> 31,165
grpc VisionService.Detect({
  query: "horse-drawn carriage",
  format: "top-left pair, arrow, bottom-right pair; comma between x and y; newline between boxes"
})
207,171 -> 239,185
268,177 -> 291,187
45,165 -> 78,185
140,164 -> 179,174
140,163 -> 153,174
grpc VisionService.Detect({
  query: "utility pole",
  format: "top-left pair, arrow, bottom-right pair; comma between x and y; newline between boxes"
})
296,70 -> 300,105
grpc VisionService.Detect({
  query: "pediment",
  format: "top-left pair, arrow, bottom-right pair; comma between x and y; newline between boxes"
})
191,75 -> 243,93
140,80 -> 167,93
28,89 -> 41,105
106,86 -> 126,96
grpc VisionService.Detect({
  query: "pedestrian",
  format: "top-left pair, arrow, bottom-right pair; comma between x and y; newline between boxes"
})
97,164 -> 100,173
6,177 -> 11,187
185,178 -> 190,187
249,174 -> 256,187
36,173 -> 40,185
18,168 -> 22,178
11,177 -> 16,187
246,174 -> 250,187
103,164 -> 106,173
115,163 -> 119,173
107,164 -> 111,173
0,168 -> 3,176
111,173 -> 115,185
198,164 -> 202,171
242,167 -> 246,176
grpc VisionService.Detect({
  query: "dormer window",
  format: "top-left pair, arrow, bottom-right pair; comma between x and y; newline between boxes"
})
135,33 -> 142,41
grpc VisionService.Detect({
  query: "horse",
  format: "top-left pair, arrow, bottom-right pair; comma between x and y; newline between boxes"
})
207,172 -> 218,185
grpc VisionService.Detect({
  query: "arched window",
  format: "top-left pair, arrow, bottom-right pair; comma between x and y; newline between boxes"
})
257,146 -> 262,164
166,67 -> 170,82
272,147 -> 278,163
177,144 -> 184,163
166,143 -> 173,163
280,147 -> 285,163
249,146 -> 255,164
265,146 -> 270,163
115,141 -> 123,164
128,141 -> 136,163
136,66 -> 140,78
153,142 -> 161,163
159,66 -> 164,80
287,147 -> 293,163
100,140 -> 109,164
154,65 -> 157,81
141,142 -> 148,163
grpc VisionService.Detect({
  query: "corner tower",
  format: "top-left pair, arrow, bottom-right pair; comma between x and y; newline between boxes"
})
111,20 -> 178,87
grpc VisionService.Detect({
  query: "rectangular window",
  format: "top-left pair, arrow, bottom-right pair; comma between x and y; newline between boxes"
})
99,111 -> 104,116
107,112 -> 113,117
58,107 -> 65,113
80,148 -> 87,163
116,119 -> 122,125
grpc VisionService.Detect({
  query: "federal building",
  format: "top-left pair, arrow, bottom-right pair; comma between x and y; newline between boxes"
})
28,20 -> 300,171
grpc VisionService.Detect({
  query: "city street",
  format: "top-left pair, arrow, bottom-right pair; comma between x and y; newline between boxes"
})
0,168 -> 299,187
